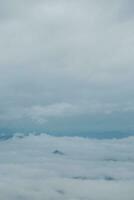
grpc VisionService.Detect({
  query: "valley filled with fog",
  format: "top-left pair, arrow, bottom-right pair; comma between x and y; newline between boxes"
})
0,134 -> 134,200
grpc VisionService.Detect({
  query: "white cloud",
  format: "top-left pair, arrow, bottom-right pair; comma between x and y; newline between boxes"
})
0,134 -> 134,199
0,101 -> 134,124
27,103 -> 75,123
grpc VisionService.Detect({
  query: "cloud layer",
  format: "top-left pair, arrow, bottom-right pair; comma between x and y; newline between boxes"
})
0,134 -> 134,200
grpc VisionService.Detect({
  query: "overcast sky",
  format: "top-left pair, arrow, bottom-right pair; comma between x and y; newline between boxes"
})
0,0 -> 134,135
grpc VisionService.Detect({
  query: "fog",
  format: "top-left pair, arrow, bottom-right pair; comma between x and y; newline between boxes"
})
0,134 -> 134,199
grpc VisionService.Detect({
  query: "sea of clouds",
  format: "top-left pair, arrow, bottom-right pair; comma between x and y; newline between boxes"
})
0,134 -> 134,200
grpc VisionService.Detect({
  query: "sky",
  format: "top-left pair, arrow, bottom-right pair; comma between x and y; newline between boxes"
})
0,0 -> 134,136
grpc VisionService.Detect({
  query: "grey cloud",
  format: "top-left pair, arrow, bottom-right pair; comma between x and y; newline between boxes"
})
0,0 -> 134,133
